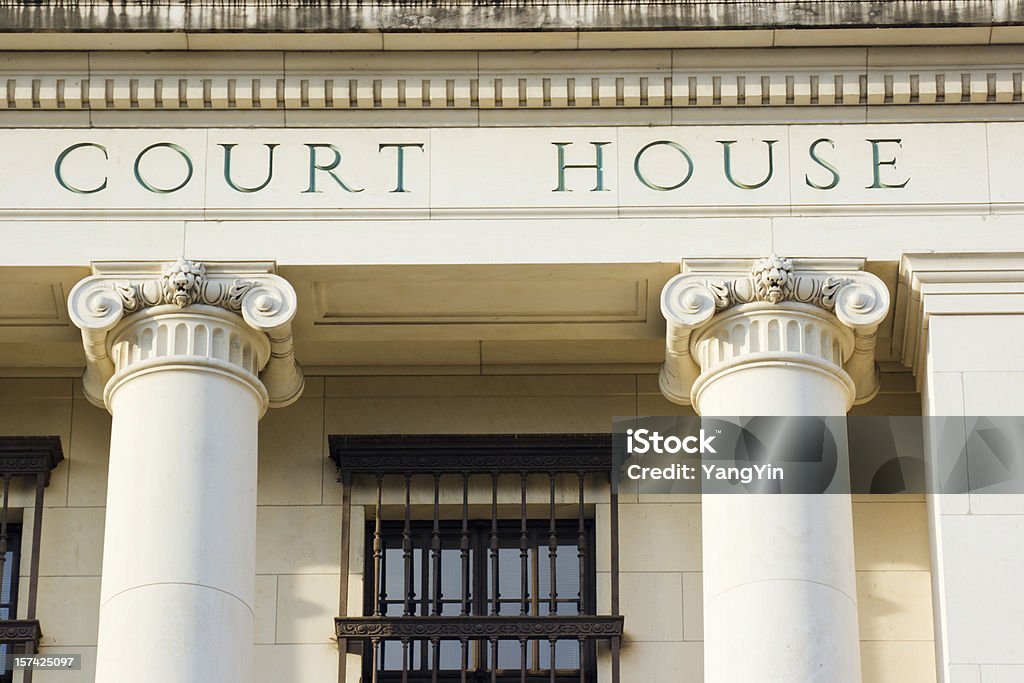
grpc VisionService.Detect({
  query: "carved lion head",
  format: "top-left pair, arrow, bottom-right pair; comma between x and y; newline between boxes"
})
752,254 -> 793,304
161,258 -> 206,308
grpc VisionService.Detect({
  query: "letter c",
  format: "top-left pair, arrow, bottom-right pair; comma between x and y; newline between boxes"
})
54,143 -> 108,194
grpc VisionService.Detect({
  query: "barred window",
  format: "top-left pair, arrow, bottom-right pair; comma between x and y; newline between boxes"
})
332,434 -> 622,683
0,525 -> 21,683
0,437 -> 63,683
368,520 -> 595,680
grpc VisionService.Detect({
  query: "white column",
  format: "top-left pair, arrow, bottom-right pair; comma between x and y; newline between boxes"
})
68,259 -> 304,683
660,255 -> 889,683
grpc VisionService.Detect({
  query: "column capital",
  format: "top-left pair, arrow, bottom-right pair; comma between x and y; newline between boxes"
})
68,258 -> 304,412
659,254 -> 890,409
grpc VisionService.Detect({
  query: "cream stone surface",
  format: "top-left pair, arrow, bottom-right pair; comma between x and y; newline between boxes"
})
275,574 -> 341,645
856,571 -> 935,641
617,641 -> 703,680
619,572 -> 684,642
256,506 -> 342,575
860,641 -> 938,683
65,397 -> 111,507
253,643 -> 341,683
37,507 -> 105,576
258,396 -> 325,506
254,574 -> 279,645
852,501 -> 930,570
27,576 -> 100,646
616,503 -> 701,573
29,648 -> 98,683
682,572 -> 703,641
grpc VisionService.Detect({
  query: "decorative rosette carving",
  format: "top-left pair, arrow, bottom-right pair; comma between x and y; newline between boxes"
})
68,259 -> 304,411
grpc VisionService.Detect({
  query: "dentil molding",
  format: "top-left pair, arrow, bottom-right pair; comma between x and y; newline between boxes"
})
1,62 -> 1022,111
67,258 -> 304,412
660,254 -> 890,408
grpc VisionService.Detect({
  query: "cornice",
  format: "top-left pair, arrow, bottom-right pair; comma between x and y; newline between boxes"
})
0,1 -> 1016,35
2,54 -> 1024,112
894,252 -> 1024,388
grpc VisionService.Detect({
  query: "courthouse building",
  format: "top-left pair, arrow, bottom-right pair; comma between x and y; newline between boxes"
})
0,1 -> 1023,682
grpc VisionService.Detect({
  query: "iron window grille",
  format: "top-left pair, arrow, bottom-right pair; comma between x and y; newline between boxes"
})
0,437 -> 64,683
331,434 -> 622,683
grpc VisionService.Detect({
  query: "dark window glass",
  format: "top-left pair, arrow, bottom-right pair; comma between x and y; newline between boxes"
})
0,525 -> 22,683
364,521 -> 594,682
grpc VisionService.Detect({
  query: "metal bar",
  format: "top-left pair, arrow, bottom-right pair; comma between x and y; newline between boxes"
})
371,638 -> 380,683
401,637 -> 410,683
460,473 -> 470,618
611,636 -> 621,683
420,529 -> 430,667
489,638 -> 498,683
577,472 -> 586,616
610,485 -> 621,683
519,473 -> 529,616
26,472 -> 44,623
0,475 -> 10,611
460,637 -> 468,683
23,641 -> 34,683
432,474 -> 442,617
403,474 -> 413,617
337,471 -> 353,683
490,473 -> 499,616
578,638 -> 586,683
548,638 -> 557,683
431,637 -> 440,683
609,489 -> 619,616
520,636 -> 527,683
373,475 -> 384,617
548,473 -> 558,617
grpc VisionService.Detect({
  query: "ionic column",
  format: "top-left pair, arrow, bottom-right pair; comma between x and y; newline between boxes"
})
68,259 -> 304,683
659,255 -> 889,683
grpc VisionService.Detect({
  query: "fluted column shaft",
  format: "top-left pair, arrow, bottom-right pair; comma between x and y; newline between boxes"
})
69,260 -> 303,683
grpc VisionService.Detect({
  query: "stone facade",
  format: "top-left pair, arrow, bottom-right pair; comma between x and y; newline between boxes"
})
1,5 -> 1022,683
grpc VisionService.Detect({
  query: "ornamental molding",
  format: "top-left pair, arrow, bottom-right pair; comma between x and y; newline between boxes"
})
0,436 -> 64,485
894,252 -> 1024,390
660,255 -> 890,408
67,259 -> 304,412
0,619 -> 42,649
1,63 -> 1022,112
335,615 -> 624,640
330,434 -> 613,475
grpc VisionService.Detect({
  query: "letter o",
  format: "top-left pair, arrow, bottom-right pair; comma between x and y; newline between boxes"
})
634,140 -> 694,191
664,436 -> 682,453
134,142 -> 194,194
